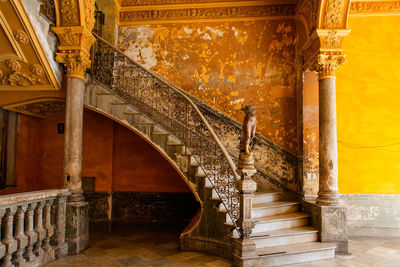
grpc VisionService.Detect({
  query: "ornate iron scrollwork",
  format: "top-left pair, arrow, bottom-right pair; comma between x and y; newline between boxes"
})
90,34 -> 241,234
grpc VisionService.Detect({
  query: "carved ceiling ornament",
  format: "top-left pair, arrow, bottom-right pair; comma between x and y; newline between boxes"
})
0,0 -> 57,90
6,100 -> 66,118
118,2 -> 296,25
350,1 -> 400,16
14,30 -> 29,45
1,60 -> 45,87
30,64 -> 44,76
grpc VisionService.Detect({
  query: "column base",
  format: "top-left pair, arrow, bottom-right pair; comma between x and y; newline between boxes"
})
303,201 -> 348,254
66,197 -> 89,255
316,191 -> 342,206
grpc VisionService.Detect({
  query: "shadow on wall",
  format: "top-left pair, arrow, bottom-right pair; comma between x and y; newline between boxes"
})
2,109 -> 200,231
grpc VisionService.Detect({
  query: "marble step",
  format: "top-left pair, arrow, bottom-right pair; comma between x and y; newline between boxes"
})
252,242 -> 336,266
252,191 -> 282,204
251,226 -> 319,248
252,201 -> 300,218
253,212 -> 309,234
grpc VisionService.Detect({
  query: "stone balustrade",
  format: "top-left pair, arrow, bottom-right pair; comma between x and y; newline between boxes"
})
0,189 -> 70,266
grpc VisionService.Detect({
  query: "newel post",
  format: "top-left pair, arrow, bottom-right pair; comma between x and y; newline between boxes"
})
233,105 -> 257,267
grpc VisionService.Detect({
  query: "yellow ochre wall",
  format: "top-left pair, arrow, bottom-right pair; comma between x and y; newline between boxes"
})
336,15 -> 400,194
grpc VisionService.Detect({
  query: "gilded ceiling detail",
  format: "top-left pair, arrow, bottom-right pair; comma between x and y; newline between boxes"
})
0,0 -> 59,90
4,99 -> 65,118
117,1 -> 296,25
350,1 -> 400,15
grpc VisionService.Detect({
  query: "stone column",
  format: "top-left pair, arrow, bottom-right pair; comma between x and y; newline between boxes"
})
63,76 -> 85,202
53,50 -> 93,255
314,53 -> 349,254
316,54 -> 344,207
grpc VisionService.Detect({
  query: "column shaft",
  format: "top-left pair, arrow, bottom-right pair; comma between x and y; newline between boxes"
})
63,77 -> 85,200
316,77 -> 342,206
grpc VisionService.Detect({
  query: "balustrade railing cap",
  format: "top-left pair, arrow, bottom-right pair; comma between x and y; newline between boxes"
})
0,189 -> 71,206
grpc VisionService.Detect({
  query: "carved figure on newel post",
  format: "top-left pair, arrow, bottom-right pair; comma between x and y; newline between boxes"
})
238,104 -> 257,171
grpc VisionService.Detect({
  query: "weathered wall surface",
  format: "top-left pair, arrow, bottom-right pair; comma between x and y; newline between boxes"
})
336,15 -> 400,194
301,71 -> 319,197
0,115 -> 41,195
112,121 -> 190,192
342,194 -> 400,237
118,20 -> 298,153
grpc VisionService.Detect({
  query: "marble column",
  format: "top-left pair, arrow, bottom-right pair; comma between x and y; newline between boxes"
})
55,52 -> 92,255
316,54 -> 345,206
63,77 -> 85,202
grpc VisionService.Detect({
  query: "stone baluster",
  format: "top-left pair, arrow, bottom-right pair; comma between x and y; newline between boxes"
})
1,208 -> 17,267
43,199 -> 55,263
24,203 -> 38,262
12,205 -> 28,266
53,194 -> 68,259
34,201 -> 46,258
0,210 -> 6,263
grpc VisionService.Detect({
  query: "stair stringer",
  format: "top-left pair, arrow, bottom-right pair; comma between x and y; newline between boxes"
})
84,80 -> 237,260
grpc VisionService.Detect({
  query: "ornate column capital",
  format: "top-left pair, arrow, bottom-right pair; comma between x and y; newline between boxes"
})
55,51 -> 91,80
317,53 -> 345,80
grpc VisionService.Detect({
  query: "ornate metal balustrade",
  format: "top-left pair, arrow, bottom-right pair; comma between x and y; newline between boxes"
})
90,34 -> 241,232
0,189 -> 70,266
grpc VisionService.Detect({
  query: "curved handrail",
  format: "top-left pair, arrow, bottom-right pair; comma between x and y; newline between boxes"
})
90,33 -> 241,231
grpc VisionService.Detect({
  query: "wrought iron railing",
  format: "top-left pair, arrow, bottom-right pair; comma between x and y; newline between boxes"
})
90,33 -> 241,232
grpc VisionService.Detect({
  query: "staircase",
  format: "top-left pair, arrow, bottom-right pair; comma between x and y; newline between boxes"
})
86,34 -> 336,266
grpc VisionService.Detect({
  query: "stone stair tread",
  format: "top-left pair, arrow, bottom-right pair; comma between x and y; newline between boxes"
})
254,212 -> 309,223
256,242 -> 336,257
253,190 -> 281,196
251,226 -> 318,238
138,119 -> 156,125
110,102 -> 126,105
96,92 -> 113,95
124,111 -> 141,115
253,201 -> 300,209
152,126 -> 169,135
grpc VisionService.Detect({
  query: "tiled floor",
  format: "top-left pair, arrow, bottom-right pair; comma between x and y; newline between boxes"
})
47,225 -> 400,267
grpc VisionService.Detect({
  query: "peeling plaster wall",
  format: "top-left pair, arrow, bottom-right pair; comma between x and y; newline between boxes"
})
302,71 -> 319,197
342,194 -> 400,237
118,20 -> 298,153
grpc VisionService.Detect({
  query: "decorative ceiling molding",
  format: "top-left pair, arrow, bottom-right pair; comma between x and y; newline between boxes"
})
3,98 -> 65,118
0,0 -> 60,91
117,1 -> 296,25
350,1 -> 400,16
